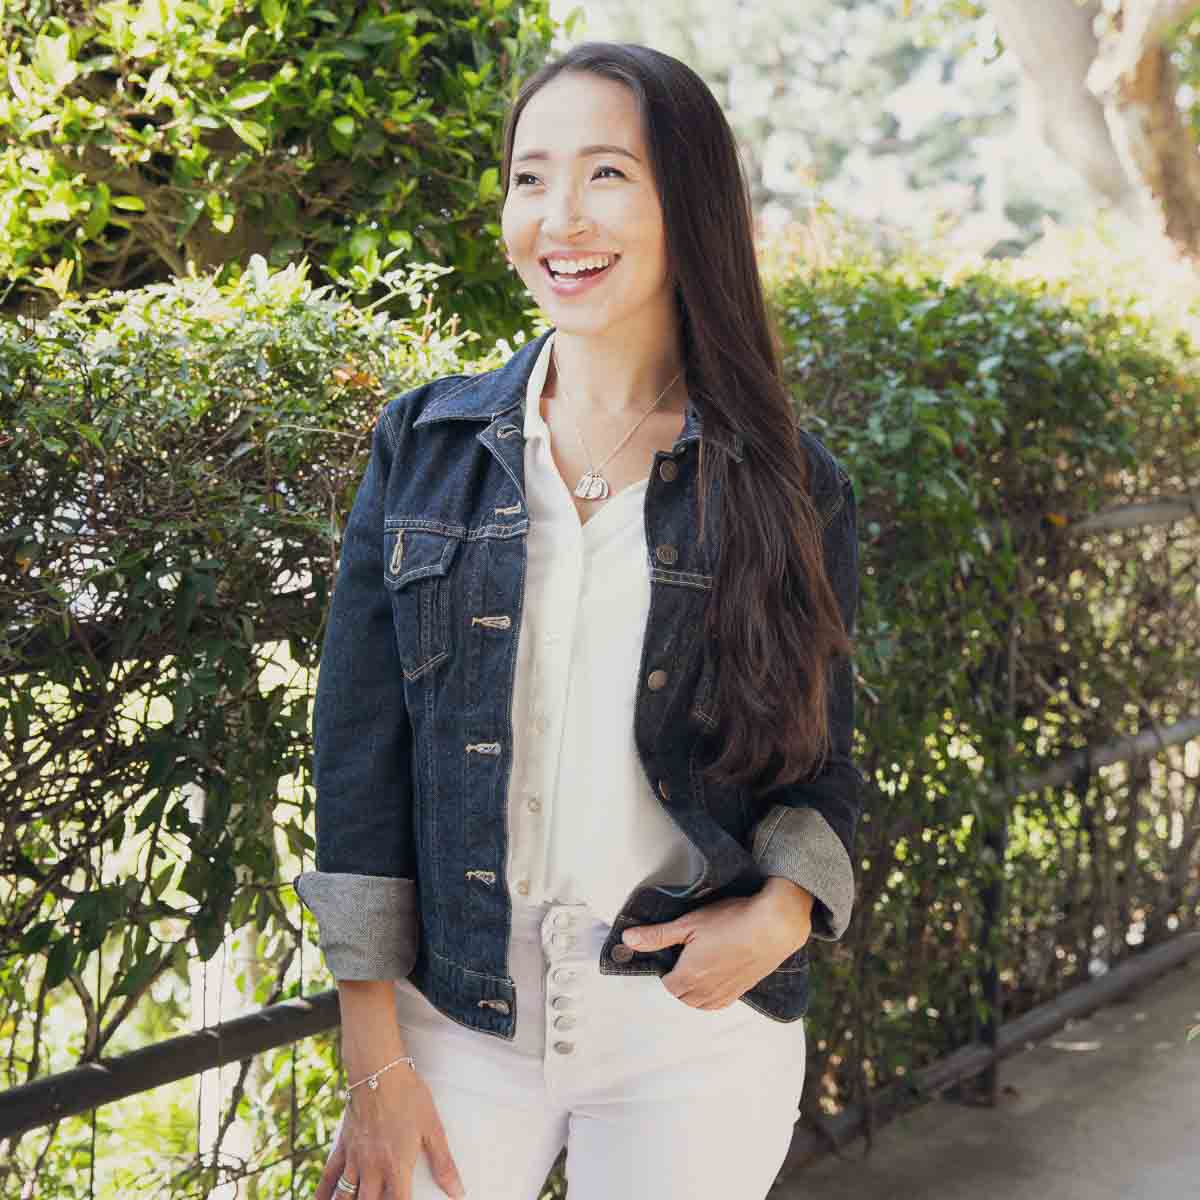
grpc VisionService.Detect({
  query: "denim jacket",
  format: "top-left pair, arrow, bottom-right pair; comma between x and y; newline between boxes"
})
295,328 -> 863,1039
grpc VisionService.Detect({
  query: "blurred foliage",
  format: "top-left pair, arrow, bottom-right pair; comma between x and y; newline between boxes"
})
0,0 -> 564,344
579,0 -> 1092,253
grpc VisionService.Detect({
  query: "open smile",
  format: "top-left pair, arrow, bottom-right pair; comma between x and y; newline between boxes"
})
539,254 -> 620,294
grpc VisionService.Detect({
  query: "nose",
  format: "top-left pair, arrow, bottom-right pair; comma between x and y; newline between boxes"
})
541,180 -> 591,241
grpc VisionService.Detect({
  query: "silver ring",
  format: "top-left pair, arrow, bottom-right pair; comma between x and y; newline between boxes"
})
335,1175 -> 360,1195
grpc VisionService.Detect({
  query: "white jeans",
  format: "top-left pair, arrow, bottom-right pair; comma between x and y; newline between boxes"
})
343,900 -> 806,1199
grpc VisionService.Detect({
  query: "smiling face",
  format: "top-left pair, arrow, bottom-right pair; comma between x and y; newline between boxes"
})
501,71 -> 676,339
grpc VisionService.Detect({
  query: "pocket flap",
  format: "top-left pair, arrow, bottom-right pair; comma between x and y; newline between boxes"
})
384,528 -> 459,589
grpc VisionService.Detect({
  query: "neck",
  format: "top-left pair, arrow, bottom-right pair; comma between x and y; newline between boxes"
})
549,322 -> 687,419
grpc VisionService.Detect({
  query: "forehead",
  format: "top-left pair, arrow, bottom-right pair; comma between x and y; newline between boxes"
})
513,72 -> 645,153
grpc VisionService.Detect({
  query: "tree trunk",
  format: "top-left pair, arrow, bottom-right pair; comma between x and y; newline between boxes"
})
987,0 -> 1200,264
1088,2 -> 1200,264
984,0 -> 1141,217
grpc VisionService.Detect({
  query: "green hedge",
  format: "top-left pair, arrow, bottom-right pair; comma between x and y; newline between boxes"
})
771,250 -> 1200,1100
0,0 -> 563,342
1,248 -> 1197,1192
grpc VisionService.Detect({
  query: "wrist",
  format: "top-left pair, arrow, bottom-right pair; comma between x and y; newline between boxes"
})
758,876 -> 815,943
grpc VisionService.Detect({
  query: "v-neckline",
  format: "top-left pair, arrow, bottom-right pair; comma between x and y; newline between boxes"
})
574,472 -> 649,536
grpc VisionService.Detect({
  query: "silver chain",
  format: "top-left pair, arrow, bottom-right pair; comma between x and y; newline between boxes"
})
552,341 -> 681,497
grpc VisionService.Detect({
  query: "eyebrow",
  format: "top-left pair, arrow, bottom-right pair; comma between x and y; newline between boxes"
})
513,144 -> 642,165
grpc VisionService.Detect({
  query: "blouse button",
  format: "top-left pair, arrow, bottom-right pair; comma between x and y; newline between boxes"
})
647,669 -> 668,691
516,880 -> 530,895
655,544 -> 678,565
658,461 -> 679,482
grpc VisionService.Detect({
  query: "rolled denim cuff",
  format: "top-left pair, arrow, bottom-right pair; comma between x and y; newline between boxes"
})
293,871 -> 418,980
751,805 -> 855,941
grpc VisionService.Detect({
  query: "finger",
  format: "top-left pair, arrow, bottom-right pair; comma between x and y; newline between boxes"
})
314,1139 -> 348,1200
424,1124 -> 467,1199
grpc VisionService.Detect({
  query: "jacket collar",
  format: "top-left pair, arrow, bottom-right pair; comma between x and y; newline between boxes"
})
413,328 -> 745,463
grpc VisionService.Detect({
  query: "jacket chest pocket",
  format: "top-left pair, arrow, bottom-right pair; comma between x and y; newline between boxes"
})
384,527 -> 460,681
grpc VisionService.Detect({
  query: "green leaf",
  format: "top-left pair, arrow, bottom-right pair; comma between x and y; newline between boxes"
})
44,938 -> 75,989
227,117 -> 266,152
228,81 -> 273,111
112,195 -> 146,212
477,166 -> 499,203
112,951 -> 163,998
332,115 -> 356,138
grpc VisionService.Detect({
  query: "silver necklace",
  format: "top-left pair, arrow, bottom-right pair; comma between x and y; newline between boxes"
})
552,343 -> 682,501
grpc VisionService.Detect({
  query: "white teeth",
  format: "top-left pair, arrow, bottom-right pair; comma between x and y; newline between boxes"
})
547,255 -> 613,275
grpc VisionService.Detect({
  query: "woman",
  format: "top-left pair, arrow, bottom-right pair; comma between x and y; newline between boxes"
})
296,41 -> 862,1200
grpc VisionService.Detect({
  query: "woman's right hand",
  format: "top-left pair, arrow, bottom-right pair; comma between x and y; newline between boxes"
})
314,1068 -> 466,1200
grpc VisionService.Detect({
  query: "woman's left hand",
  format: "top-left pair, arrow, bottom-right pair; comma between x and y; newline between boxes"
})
619,879 -> 814,1011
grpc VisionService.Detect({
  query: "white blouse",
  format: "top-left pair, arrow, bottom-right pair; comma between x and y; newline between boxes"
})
505,331 -> 706,923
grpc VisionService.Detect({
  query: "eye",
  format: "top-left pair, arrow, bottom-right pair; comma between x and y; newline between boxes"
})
512,172 -> 537,187
594,165 -> 625,179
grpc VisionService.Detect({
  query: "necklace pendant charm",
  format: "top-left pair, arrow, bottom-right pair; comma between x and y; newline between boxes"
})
574,471 -> 609,501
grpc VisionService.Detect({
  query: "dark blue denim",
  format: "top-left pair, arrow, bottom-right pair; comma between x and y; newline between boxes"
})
295,329 -> 862,1041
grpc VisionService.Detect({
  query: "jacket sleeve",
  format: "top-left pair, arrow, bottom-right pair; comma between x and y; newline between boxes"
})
749,458 -> 863,942
293,405 -> 419,980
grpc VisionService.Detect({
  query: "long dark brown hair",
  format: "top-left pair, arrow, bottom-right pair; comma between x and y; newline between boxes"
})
498,42 -> 853,793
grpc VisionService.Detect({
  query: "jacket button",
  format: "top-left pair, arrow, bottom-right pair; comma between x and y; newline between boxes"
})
611,944 -> 635,964
658,461 -> 679,482
516,880 -> 530,895
647,668 -> 668,691
655,544 -> 678,565
657,779 -> 669,799
554,1041 -> 575,1055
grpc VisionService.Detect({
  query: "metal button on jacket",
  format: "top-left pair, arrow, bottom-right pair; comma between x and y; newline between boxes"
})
655,544 -> 678,565
554,1041 -> 575,1055
611,943 -> 635,964
647,669 -> 668,691
658,460 -> 679,482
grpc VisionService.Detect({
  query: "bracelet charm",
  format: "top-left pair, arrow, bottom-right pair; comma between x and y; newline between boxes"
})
344,1054 -> 416,1103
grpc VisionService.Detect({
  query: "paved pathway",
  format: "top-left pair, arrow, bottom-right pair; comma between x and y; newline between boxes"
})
778,952 -> 1200,1200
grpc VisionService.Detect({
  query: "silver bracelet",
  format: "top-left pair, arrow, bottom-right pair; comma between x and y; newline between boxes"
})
345,1054 -> 416,1102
